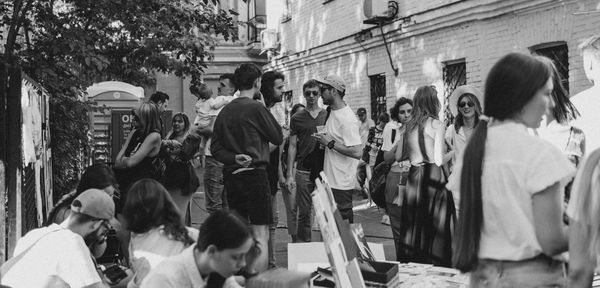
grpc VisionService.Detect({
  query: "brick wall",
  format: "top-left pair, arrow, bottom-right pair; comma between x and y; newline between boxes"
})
269,0 -> 600,119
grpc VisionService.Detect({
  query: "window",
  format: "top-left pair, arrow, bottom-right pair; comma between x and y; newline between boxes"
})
443,59 -> 466,124
531,42 -> 569,93
247,0 -> 266,42
369,74 -> 387,121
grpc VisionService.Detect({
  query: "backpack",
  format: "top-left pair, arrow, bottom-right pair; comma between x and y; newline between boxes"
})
368,127 -> 398,208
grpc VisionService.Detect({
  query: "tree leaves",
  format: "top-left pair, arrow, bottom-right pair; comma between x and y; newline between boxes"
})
2,0 -> 240,195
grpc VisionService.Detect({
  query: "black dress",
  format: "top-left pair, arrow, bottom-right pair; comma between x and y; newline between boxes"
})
114,130 -> 160,212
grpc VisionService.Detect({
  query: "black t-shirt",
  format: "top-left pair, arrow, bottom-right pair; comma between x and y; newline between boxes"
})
289,109 -> 328,171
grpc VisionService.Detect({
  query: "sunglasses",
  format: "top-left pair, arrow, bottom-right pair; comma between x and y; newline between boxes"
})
458,101 -> 474,108
304,91 -> 319,96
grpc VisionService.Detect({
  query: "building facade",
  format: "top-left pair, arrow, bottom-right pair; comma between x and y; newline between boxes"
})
155,0 -> 269,123
265,0 -> 600,122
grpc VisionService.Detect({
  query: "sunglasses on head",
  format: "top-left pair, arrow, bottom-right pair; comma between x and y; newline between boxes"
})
304,91 -> 319,96
458,101 -> 474,108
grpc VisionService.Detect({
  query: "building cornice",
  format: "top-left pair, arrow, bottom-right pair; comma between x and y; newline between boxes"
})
268,0 -> 572,72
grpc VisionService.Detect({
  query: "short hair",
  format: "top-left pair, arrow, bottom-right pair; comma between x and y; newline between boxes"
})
197,210 -> 253,252
302,79 -> 320,91
234,64 -> 262,91
260,70 -> 285,108
189,83 -> 213,100
377,112 -> 390,124
150,91 -> 170,104
291,103 -> 305,116
219,73 -> 235,85
580,35 -> 600,61
390,97 -> 413,122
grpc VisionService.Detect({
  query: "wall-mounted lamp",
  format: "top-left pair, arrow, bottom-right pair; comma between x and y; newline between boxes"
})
362,0 -> 400,76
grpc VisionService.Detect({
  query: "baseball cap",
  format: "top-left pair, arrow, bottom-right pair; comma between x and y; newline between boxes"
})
71,189 -> 115,220
357,108 -> 367,116
316,75 -> 346,93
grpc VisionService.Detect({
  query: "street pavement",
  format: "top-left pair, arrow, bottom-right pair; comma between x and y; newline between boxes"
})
190,186 -> 396,268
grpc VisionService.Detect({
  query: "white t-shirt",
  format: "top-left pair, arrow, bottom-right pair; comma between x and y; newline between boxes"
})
1,224 -> 102,288
447,121 -> 575,261
445,125 -> 472,166
141,245 -> 240,288
381,121 -> 406,173
571,86 -> 600,154
128,226 -> 199,288
324,105 -> 362,190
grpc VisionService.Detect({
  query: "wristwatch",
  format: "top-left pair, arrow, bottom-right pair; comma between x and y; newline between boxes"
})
327,140 -> 336,149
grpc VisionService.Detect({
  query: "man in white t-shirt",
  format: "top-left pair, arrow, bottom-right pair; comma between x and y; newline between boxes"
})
313,75 -> 363,222
1,189 -> 114,288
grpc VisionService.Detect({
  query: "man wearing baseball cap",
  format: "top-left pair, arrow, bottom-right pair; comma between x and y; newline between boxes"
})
2,189 -> 114,288
313,75 -> 363,223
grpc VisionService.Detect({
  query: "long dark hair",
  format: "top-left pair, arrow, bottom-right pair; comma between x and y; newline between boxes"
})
453,93 -> 482,132
404,86 -> 439,133
45,164 -> 118,225
123,178 -> 194,245
534,56 -> 579,124
453,53 -> 552,272
260,70 -> 285,108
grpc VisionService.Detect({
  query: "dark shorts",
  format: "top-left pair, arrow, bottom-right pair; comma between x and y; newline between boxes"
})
223,168 -> 272,225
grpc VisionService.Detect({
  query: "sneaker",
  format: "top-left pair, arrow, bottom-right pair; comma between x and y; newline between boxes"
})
381,214 -> 391,226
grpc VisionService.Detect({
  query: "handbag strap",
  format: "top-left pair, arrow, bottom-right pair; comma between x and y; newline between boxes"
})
1,227 -> 64,277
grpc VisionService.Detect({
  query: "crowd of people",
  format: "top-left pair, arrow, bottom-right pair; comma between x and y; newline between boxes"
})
3,35 -> 600,288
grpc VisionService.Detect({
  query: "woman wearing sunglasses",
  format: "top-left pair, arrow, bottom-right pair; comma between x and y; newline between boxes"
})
445,85 -> 483,169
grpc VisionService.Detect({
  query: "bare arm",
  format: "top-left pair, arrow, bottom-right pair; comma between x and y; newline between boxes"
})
568,220 -> 595,288
331,142 -> 363,159
285,135 -> 298,190
114,129 -> 136,168
432,119 -> 445,166
532,181 -> 568,256
116,132 -> 161,168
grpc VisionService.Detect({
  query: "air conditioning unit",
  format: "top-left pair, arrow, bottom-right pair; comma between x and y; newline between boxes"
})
260,29 -> 279,51
363,0 -> 391,19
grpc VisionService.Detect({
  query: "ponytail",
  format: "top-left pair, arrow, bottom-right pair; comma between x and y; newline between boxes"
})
452,119 -> 487,272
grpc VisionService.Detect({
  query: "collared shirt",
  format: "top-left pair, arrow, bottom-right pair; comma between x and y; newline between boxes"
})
140,245 -> 240,288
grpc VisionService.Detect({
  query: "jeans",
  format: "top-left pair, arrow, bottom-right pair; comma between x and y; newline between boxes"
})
281,182 -> 297,239
268,193 -> 279,268
470,255 -> 566,287
296,170 -> 315,242
204,156 -> 226,214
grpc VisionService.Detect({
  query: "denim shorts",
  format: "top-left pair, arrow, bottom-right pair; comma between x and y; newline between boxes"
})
470,254 -> 566,287
223,168 -> 272,225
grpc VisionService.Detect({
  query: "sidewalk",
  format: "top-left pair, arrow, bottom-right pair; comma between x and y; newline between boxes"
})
190,189 -> 396,268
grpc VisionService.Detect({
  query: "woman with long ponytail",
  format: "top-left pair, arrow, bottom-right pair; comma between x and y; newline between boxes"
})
448,53 -> 574,286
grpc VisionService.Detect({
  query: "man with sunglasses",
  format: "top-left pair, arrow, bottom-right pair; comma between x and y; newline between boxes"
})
2,189 -> 115,288
313,75 -> 363,223
285,79 -> 328,242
